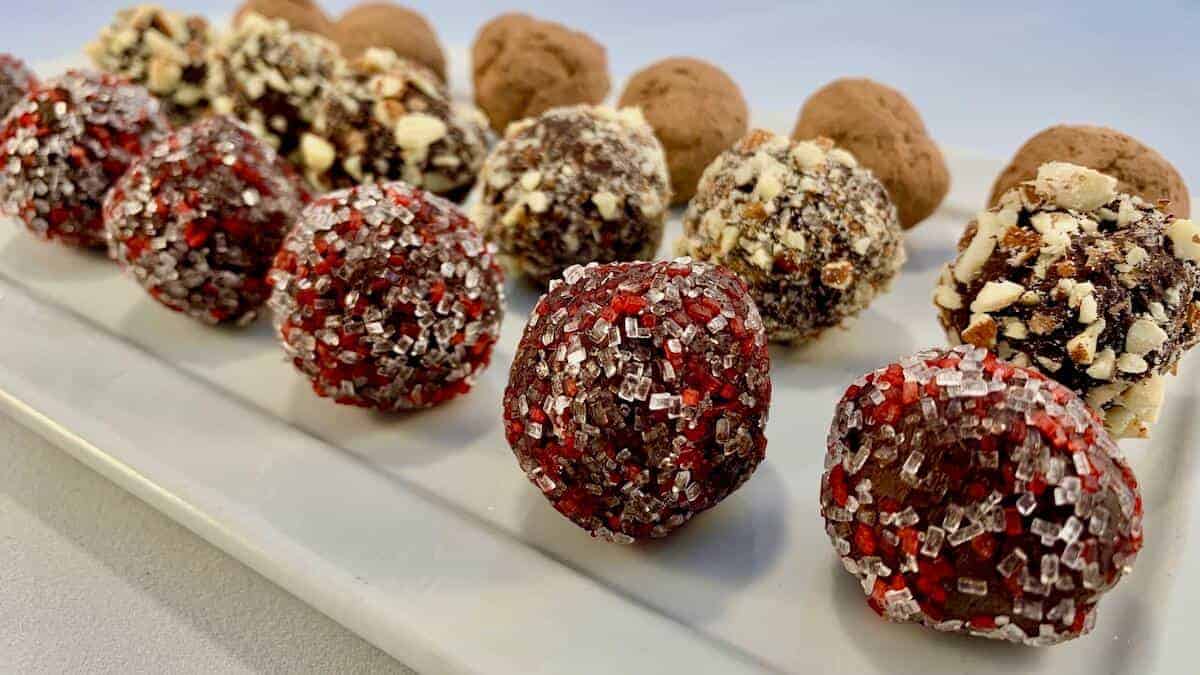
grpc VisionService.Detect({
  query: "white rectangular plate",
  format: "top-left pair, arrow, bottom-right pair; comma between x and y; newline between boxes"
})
2,134 -> 1199,673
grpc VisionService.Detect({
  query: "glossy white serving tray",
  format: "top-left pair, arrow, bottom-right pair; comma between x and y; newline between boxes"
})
2,99 -> 1199,672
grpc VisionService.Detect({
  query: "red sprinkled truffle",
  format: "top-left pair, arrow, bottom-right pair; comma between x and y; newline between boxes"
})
504,259 -> 771,542
268,181 -> 505,410
104,115 -> 309,326
0,70 -> 168,248
0,53 -> 36,118
821,345 -> 1143,645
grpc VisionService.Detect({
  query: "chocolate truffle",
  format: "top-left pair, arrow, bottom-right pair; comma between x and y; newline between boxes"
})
334,2 -> 447,81
234,0 -> 333,37
990,125 -> 1190,219
0,54 -> 35,119
269,181 -> 505,410
677,131 -> 905,343
87,4 -> 214,124
0,71 -> 168,248
473,105 -> 671,286
822,346 -> 1143,645
504,259 -> 771,542
104,116 -> 309,326
935,162 -> 1200,438
471,13 -> 610,132
793,77 -> 949,229
618,57 -> 748,205
304,49 -> 489,197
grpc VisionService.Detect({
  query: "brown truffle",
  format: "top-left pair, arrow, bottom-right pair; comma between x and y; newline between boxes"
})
234,0 -> 332,37
618,57 -> 748,205
793,77 -> 949,229
472,13 -> 610,132
990,125 -> 1190,219
334,3 -> 447,81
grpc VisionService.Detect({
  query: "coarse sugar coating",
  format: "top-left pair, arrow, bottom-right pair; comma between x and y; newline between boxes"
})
0,54 -> 36,119
87,4 -> 214,124
268,181 -> 505,411
0,70 -> 168,248
821,346 -> 1143,645
677,130 -> 905,344
304,48 -> 489,197
473,105 -> 671,286
504,259 -> 771,542
104,115 -> 309,326
935,162 -> 1200,438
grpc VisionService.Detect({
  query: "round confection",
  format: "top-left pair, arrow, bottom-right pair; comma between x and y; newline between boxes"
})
334,2 -> 447,81
935,162 -> 1200,438
303,49 -> 489,197
618,57 -> 748,205
473,105 -> 671,286
471,13 -> 610,132
210,12 -> 345,162
504,259 -> 771,542
0,70 -> 168,248
234,0 -> 333,37
990,125 -> 1190,219
678,131 -> 905,343
0,54 -> 36,119
268,181 -> 504,410
87,4 -> 214,124
104,116 -> 309,326
822,346 -> 1143,645
793,78 -> 949,229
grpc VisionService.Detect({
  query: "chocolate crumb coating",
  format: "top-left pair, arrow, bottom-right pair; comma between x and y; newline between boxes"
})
473,105 -> 671,286
335,2 -> 447,81
822,346 -> 1143,645
234,0 -> 333,37
936,162 -> 1200,438
677,130 -> 905,344
0,54 -> 36,119
472,13 -> 610,132
87,4 -> 214,124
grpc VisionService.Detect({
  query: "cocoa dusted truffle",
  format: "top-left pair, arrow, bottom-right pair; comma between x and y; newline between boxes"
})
104,116 -> 309,326
334,2 -> 447,81
991,125 -> 1190,219
504,259 -> 771,542
0,54 -> 35,119
304,49 -> 489,197
234,0 -> 333,37
471,13 -> 610,132
0,71 -> 169,248
677,131 -> 905,344
87,4 -> 214,124
935,162 -> 1200,438
618,57 -> 748,205
473,105 -> 671,286
793,78 -> 949,229
268,181 -> 505,411
822,346 -> 1143,645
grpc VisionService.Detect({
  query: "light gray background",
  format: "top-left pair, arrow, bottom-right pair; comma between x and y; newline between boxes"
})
2,1 -> 1198,673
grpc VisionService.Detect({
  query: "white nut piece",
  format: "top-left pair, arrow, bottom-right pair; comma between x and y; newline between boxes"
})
1116,352 -> 1149,374
592,191 -> 620,220
970,280 -> 1025,312
300,133 -> 335,172
1086,348 -> 1117,381
1032,161 -> 1118,211
1167,219 -> 1200,263
1066,318 -> 1105,365
1125,318 -> 1169,356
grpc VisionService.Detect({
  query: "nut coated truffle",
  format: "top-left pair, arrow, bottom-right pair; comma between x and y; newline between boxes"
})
268,182 -> 505,410
305,49 -> 489,197
234,0 -> 333,37
473,105 -> 671,286
793,78 -> 949,229
678,131 -> 905,343
822,346 -> 1143,645
618,57 -> 749,205
472,13 -> 610,132
0,54 -> 36,119
87,4 -> 214,124
990,125 -> 1190,219
935,162 -> 1200,438
334,2 -> 447,81
0,70 -> 168,248
504,259 -> 771,542
104,116 -> 309,326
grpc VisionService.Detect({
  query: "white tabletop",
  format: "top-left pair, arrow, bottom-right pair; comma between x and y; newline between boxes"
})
1,1 -> 1197,673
